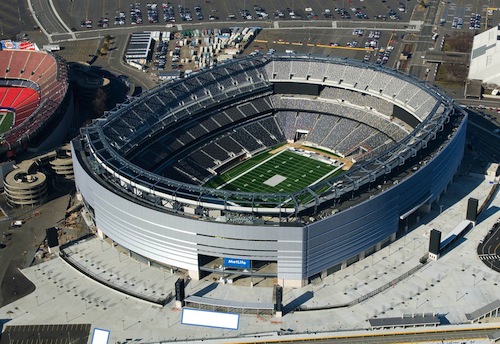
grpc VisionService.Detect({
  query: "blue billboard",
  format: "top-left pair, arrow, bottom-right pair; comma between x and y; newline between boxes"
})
223,257 -> 250,269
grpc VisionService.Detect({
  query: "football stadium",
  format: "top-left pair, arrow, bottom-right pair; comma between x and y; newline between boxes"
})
0,46 -> 72,160
72,54 -> 467,287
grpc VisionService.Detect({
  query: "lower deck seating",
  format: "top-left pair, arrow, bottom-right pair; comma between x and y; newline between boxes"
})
0,86 -> 40,126
132,92 -> 410,184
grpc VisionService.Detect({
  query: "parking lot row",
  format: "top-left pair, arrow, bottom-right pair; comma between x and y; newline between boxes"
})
76,3 -> 412,29
440,3 -> 489,30
56,0 -> 414,32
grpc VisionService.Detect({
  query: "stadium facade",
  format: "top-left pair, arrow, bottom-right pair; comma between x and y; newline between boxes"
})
72,54 -> 467,287
0,49 -> 73,160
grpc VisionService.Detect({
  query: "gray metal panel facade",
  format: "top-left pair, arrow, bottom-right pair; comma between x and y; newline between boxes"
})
304,118 -> 467,277
71,53 -> 468,284
73,114 -> 465,282
73,149 -> 305,280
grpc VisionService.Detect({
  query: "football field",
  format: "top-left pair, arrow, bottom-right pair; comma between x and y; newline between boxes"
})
210,149 -> 343,194
0,111 -> 14,134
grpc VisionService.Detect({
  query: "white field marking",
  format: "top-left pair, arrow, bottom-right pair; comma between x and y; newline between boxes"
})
0,114 -> 6,129
216,148 -> 288,189
308,164 -> 344,187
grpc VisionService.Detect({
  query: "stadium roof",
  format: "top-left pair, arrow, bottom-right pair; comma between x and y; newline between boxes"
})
468,24 -> 500,86
78,54 -> 460,219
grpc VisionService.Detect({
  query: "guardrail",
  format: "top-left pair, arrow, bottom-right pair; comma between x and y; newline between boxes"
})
294,261 -> 428,312
59,247 -> 173,306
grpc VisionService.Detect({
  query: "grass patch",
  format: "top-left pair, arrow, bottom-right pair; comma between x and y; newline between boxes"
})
435,63 -> 467,85
0,111 -> 14,134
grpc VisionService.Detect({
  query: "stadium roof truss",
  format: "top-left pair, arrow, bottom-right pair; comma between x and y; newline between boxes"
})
80,54 -> 459,222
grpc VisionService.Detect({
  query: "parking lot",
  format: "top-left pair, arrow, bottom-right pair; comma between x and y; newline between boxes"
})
52,0 -> 415,33
439,0 -> 488,31
245,27 -> 405,68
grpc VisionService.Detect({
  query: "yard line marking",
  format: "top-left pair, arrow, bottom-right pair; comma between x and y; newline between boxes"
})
216,149 -> 288,189
308,165 -> 344,187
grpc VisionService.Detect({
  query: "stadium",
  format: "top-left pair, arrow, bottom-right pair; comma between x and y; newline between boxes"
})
0,47 -> 72,161
72,54 -> 467,287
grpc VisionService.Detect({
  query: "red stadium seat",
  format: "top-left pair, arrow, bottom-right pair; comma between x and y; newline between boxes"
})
0,50 -> 69,148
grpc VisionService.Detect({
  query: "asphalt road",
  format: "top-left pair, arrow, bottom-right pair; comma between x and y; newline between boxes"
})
25,0 -> 418,43
29,0 -> 67,35
478,220 -> 500,273
243,326 -> 500,343
52,0 -> 414,33
0,0 -> 36,40
0,194 -> 70,307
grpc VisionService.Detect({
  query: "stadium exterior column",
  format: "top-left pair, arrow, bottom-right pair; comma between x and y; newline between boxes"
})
96,228 -> 105,239
188,269 -> 200,280
420,202 -> 431,214
390,233 -> 396,242
359,250 -> 365,260
375,242 -> 382,251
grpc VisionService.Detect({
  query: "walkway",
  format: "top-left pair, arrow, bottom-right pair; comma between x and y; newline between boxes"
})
0,172 -> 498,343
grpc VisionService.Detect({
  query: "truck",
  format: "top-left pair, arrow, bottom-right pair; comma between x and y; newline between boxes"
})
43,44 -> 61,51
11,220 -> 24,228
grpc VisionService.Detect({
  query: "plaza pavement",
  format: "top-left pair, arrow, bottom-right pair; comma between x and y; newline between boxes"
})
0,172 -> 499,343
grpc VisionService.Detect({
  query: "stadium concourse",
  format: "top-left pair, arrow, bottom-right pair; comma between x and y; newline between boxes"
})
0,170 -> 498,342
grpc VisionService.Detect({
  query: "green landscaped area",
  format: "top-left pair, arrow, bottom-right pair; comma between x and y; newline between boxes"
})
205,149 -> 344,194
0,111 -> 14,134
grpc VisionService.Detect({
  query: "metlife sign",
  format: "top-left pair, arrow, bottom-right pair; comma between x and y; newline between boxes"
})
223,257 -> 250,269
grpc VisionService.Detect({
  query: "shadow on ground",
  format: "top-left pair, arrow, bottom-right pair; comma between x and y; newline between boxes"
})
0,261 -> 35,308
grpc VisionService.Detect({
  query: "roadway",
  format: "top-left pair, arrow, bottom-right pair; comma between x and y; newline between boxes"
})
23,0 -> 417,43
478,220 -> 500,273
214,325 -> 500,343
28,0 -> 67,35
50,0 -> 414,34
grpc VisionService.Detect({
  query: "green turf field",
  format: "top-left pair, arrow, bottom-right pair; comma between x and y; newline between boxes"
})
0,111 -> 14,134
209,149 -> 343,194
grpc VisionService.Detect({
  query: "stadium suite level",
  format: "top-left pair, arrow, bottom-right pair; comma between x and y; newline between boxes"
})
72,54 -> 466,287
